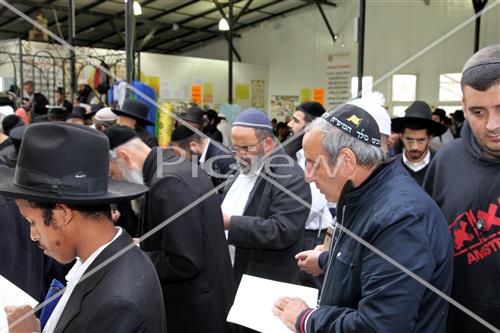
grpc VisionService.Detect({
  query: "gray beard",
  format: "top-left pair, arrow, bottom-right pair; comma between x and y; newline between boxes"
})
238,152 -> 265,175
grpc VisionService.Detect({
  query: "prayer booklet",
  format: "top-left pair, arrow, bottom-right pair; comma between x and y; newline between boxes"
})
0,274 -> 38,333
227,274 -> 318,333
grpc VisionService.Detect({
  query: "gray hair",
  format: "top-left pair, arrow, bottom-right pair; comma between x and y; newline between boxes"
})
255,128 -> 273,141
306,117 -> 385,166
109,137 -> 145,160
461,44 -> 500,91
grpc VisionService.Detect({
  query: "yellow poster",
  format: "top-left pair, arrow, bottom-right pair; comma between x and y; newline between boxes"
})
300,89 -> 312,103
236,84 -> 250,100
157,102 -> 174,148
203,83 -> 213,103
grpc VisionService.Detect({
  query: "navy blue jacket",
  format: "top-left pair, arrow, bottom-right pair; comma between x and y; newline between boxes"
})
298,158 -> 453,333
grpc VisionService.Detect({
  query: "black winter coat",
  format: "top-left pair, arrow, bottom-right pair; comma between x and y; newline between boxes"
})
141,148 -> 236,333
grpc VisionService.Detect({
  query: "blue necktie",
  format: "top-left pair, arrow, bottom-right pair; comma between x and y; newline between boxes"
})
39,279 -> 65,330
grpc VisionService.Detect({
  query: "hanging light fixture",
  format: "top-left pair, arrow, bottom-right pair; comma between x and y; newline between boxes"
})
218,18 -> 229,31
133,1 -> 142,16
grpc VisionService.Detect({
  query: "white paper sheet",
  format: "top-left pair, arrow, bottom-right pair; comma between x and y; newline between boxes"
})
0,274 -> 38,333
227,274 -> 318,333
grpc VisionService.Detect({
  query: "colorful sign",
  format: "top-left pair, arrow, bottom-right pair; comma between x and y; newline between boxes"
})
191,84 -> 202,105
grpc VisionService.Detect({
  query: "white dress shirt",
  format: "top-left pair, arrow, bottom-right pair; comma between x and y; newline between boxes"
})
296,149 -> 331,230
198,139 -> 210,166
43,228 -> 123,333
402,149 -> 431,172
221,170 -> 261,220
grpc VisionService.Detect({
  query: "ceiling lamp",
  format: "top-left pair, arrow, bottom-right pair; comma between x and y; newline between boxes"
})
133,1 -> 142,16
218,18 -> 229,31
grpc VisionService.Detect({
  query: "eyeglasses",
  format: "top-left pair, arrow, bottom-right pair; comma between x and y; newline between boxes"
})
402,137 -> 428,145
229,138 -> 266,154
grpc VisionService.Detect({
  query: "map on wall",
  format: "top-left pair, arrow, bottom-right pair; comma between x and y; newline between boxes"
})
325,52 -> 352,109
269,95 -> 299,121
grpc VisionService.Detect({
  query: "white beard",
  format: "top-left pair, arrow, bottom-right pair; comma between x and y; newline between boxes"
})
117,158 -> 144,185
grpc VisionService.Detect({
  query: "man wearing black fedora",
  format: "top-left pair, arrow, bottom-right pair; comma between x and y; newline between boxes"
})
1,123 -> 166,333
104,125 -> 235,333
179,105 -> 205,130
114,99 -> 158,148
392,101 -> 447,185
170,125 -> 236,193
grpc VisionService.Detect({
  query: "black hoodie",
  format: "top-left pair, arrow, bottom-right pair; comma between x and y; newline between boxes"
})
424,121 -> 500,333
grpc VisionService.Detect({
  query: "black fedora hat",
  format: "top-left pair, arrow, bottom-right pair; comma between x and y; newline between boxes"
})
180,106 -> 204,125
391,101 -> 447,136
66,106 -> 93,122
112,99 -> 154,126
0,122 -> 148,205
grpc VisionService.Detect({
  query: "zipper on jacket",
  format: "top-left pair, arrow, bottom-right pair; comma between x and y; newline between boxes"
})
318,204 -> 346,305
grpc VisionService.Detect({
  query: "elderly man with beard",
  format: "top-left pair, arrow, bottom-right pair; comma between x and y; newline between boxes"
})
391,101 -> 447,185
221,108 -> 311,288
104,125 -> 236,333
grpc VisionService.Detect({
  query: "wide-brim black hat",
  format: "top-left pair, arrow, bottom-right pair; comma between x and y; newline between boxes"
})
179,106 -> 204,125
112,99 -> 154,127
0,123 -> 148,205
391,101 -> 447,136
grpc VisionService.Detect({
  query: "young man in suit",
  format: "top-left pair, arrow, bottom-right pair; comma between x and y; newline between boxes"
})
1,123 -> 166,333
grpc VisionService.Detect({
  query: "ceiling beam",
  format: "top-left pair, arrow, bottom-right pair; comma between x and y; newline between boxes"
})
79,0 -> 200,46
143,0 -> 284,51
167,1 -> 314,54
142,0 -> 247,51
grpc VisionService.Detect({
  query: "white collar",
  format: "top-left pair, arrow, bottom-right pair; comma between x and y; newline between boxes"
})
402,149 -> 431,172
199,139 -> 210,164
66,227 -> 122,284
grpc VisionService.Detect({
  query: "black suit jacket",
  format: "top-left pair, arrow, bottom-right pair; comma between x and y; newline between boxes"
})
223,149 -> 312,286
54,231 -> 166,333
32,92 -> 49,116
141,148 -> 236,333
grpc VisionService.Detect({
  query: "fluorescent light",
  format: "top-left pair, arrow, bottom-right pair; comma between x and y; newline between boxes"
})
218,18 -> 229,31
133,1 -> 142,15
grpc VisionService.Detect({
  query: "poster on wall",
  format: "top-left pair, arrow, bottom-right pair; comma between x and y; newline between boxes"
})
191,84 -> 202,105
326,52 -> 352,109
236,84 -> 250,100
313,88 -> 325,106
203,83 -> 214,103
269,95 -> 299,121
300,89 -> 312,103
251,80 -> 265,108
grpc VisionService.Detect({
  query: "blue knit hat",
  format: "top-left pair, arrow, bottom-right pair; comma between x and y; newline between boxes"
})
232,108 -> 273,131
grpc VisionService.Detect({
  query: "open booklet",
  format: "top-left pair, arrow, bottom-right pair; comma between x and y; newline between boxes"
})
0,274 -> 38,333
227,274 -> 319,333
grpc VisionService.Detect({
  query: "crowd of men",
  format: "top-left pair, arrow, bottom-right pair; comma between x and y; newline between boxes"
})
0,44 -> 498,333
